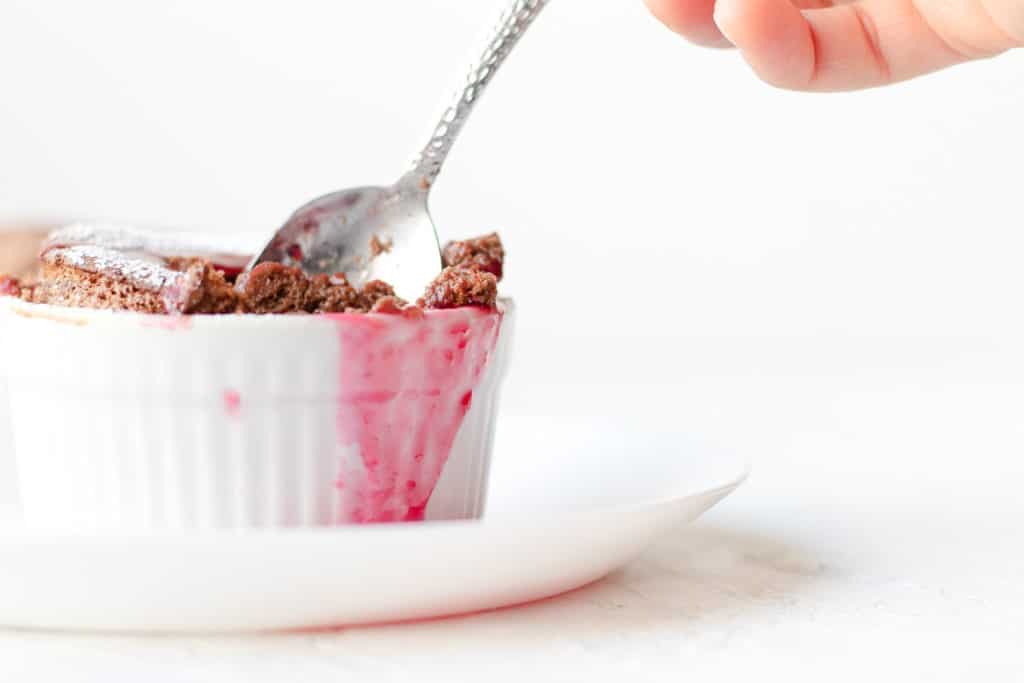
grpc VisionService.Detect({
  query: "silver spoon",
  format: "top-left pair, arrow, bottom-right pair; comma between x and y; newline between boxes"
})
249,0 -> 549,300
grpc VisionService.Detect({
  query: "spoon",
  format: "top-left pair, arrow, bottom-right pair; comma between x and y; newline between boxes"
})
249,0 -> 549,300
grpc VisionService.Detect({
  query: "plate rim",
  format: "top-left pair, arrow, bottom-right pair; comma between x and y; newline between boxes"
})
0,459 -> 749,542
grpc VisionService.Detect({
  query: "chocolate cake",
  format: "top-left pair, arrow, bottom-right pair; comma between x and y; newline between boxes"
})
441,232 -> 504,280
420,266 -> 499,310
2,229 -> 505,315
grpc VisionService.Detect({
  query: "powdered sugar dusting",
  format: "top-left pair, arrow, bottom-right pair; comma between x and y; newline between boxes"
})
44,246 -> 179,293
46,223 -> 257,269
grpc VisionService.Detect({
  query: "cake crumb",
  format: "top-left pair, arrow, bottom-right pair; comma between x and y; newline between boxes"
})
442,233 -> 504,281
421,266 -> 498,309
306,273 -> 361,313
234,262 -> 309,314
370,296 -> 406,314
360,280 -> 404,310
369,235 -> 393,258
175,261 -> 239,314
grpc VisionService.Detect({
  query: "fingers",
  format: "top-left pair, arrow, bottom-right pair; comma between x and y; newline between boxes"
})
713,0 -> 1013,91
644,0 -> 731,47
712,0 -> 816,84
645,0 -> 1021,91
642,0 -> 854,48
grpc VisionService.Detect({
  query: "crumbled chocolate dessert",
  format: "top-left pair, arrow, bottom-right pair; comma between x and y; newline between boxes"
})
359,280 -> 405,310
304,273 -> 361,313
234,262 -> 310,314
420,266 -> 498,309
369,296 -> 406,314
442,232 -> 504,280
2,229 -> 506,315
166,258 -> 239,314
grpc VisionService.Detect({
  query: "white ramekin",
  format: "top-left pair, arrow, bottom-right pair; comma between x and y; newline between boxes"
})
0,298 -> 513,531
0,366 -> 16,514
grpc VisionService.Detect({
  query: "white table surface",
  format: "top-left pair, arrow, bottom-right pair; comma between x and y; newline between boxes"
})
1,335 -> 1020,682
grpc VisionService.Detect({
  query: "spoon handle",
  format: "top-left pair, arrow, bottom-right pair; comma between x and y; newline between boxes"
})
401,0 -> 549,191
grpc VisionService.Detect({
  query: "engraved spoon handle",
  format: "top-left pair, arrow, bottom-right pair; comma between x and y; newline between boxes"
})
400,0 -> 549,191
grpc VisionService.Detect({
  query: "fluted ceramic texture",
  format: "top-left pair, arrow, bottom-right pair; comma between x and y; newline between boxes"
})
0,300 -> 513,531
0,370 -> 16,513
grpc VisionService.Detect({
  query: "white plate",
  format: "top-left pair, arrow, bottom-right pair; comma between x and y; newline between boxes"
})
0,416 -> 747,633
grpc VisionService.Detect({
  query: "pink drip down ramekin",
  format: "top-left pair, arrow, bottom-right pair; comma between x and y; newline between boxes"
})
0,297 -> 513,530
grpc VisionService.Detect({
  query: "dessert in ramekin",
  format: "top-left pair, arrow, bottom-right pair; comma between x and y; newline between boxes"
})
0,227 -> 512,530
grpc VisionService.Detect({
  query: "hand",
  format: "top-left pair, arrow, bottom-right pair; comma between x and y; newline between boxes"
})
645,0 -> 1023,91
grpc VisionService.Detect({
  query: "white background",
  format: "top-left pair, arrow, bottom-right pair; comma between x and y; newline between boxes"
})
2,0 -> 1021,422
2,1 -> 1023,680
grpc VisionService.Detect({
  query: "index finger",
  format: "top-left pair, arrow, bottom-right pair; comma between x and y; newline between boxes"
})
644,0 -> 731,47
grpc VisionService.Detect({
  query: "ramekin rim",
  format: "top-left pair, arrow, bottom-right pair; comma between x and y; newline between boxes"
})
0,296 -> 513,330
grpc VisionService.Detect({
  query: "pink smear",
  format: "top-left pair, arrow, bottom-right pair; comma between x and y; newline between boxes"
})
213,263 -> 244,280
0,276 -> 20,296
332,307 -> 502,523
223,390 -> 242,418
142,315 -> 193,331
286,244 -> 304,261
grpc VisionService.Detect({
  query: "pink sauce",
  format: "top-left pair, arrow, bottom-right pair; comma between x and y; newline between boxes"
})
331,307 -> 502,523
141,315 -> 193,331
223,389 -> 242,418
0,276 -> 19,296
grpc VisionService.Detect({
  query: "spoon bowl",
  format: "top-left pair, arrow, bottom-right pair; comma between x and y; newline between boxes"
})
250,182 -> 441,301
